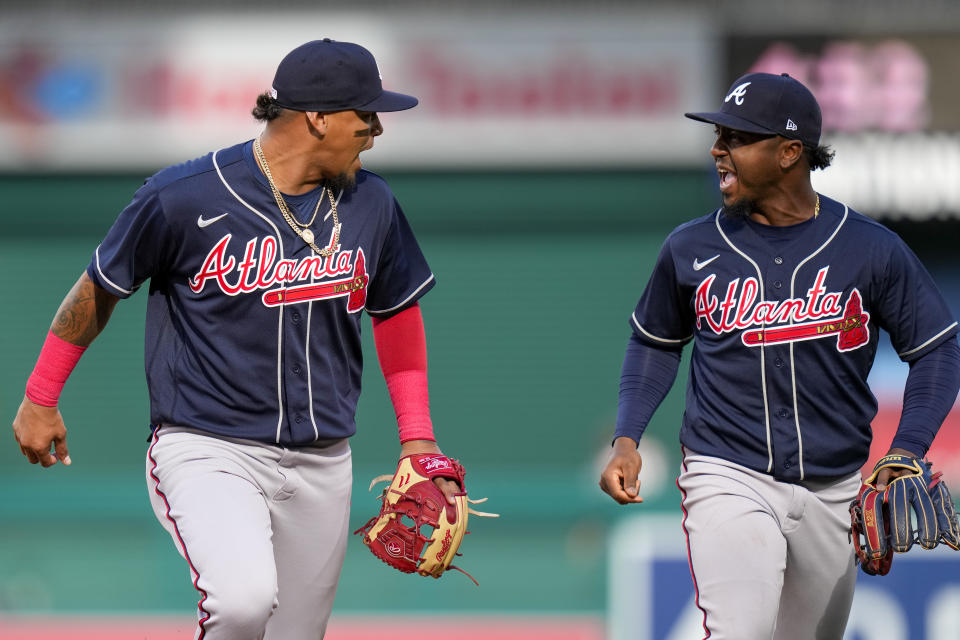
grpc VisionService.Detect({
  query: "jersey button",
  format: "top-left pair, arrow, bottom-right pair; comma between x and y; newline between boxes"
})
773,280 -> 783,289
774,358 -> 784,367
783,461 -> 792,469
777,408 -> 790,418
293,364 -> 302,374
774,256 -> 783,265
291,311 -> 301,323
295,415 -> 304,423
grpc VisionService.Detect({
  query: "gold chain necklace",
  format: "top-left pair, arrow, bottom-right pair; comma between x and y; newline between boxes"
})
814,193 -> 821,219
253,137 -> 341,256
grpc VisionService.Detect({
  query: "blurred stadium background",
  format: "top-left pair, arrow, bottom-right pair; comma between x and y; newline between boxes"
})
2,1 -> 960,638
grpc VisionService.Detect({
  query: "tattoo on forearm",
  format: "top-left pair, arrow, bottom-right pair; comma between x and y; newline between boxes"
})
51,276 -> 116,346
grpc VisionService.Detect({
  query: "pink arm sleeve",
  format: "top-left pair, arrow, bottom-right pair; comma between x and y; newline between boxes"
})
371,302 -> 435,443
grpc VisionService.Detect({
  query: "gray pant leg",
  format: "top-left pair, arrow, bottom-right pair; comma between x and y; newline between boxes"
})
774,473 -> 861,640
147,429 -> 279,640
264,441 -> 352,640
679,457 -> 786,639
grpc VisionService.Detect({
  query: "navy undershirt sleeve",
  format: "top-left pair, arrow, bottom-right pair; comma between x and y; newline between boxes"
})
613,332 -> 683,443
891,336 -> 960,457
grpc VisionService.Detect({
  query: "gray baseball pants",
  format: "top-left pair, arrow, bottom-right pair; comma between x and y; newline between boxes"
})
146,426 -> 352,640
677,449 -> 862,640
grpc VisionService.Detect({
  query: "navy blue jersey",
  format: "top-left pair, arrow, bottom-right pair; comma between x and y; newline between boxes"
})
630,195 -> 958,481
87,141 -> 435,445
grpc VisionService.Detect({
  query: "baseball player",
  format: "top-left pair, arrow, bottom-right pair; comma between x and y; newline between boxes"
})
599,72 -> 960,639
11,40 -> 461,639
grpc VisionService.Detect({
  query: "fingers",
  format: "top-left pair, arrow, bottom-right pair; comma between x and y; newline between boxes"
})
27,440 -> 61,468
599,453 -> 644,505
20,445 -> 40,465
876,467 -> 911,492
875,468 -> 894,492
21,444 -> 62,467
12,398 -> 71,468
54,434 -> 72,466
434,477 -> 461,505
599,472 -> 644,504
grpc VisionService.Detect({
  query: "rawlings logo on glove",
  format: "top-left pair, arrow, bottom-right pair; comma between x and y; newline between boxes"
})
849,455 -> 960,575
353,453 -> 497,584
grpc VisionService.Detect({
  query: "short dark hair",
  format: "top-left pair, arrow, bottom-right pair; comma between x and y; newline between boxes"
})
806,143 -> 835,171
252,92 -> 287,121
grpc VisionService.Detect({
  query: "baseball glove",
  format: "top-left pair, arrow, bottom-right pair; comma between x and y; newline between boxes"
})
353,453 -> 497,584
849,454 -> 960,575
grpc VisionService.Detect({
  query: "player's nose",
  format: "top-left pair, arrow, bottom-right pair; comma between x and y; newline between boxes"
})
710,138 -> 728,159
371,114 -> 383,137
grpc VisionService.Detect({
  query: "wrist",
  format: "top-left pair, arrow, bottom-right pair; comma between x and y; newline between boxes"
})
400,439 -> 441,457
613,436 -> 639,451
25,332 -> 87,407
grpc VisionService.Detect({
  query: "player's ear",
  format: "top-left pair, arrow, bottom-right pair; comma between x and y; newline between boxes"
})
304,112 -> 329,139
779,139 -> 804,170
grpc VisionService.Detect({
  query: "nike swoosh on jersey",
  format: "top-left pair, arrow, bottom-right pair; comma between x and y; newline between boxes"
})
197,213 -> 229,228
693,255 -> 720,271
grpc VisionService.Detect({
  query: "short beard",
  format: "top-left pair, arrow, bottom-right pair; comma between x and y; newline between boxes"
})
721,197 -> 760,221
323,172 -> 356,193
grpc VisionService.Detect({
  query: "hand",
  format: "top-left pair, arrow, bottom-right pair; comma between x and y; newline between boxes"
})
400,439 -> 460,505
12,395 -> 72,468
600,436 -> 644,504
873,447 -> 921,491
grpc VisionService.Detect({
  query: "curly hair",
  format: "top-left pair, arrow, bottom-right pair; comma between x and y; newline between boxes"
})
805,143 -> 835,171
251,92 -> 287,121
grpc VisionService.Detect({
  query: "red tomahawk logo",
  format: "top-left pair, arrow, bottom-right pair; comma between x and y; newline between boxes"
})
741,289 -> 870,352
261,251 -> 368,312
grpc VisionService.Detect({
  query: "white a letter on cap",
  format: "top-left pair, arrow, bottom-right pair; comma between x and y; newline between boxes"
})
725,82 -> 751,106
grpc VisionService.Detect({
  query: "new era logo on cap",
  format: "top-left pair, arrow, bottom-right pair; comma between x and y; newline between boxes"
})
685,72 -> 822,147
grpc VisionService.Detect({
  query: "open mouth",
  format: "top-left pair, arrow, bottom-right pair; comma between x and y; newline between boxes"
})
718,169 -> 738,191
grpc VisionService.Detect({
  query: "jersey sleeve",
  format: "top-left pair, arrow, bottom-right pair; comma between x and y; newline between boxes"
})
629,234 -> 695,347
875,238 -> 958,362
85,180 -> 173,299
364,200 -> 435,317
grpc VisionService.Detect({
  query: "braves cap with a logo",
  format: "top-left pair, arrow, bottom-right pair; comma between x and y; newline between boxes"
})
271,39 -> 418,113
685,72 -> 822,147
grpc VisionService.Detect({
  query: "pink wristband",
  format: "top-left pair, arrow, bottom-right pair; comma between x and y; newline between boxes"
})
384,369 -> 436,443
25,331 -> 87,407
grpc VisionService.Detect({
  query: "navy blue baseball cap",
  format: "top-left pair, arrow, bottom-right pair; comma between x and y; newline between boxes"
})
685,72 -> 821,147
271,39 -> 418,112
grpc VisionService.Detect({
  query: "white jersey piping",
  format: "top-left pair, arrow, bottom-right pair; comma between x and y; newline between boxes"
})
899,322 -> 959,358
306,295 -> 320,441
787,203 -> 848,480
213,148 -> 287,443
93,246 -> 135,296
714,210 -> 774,473
631,313 -> 692,344
306,189 -> 342,441
366,274 -> 436,315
